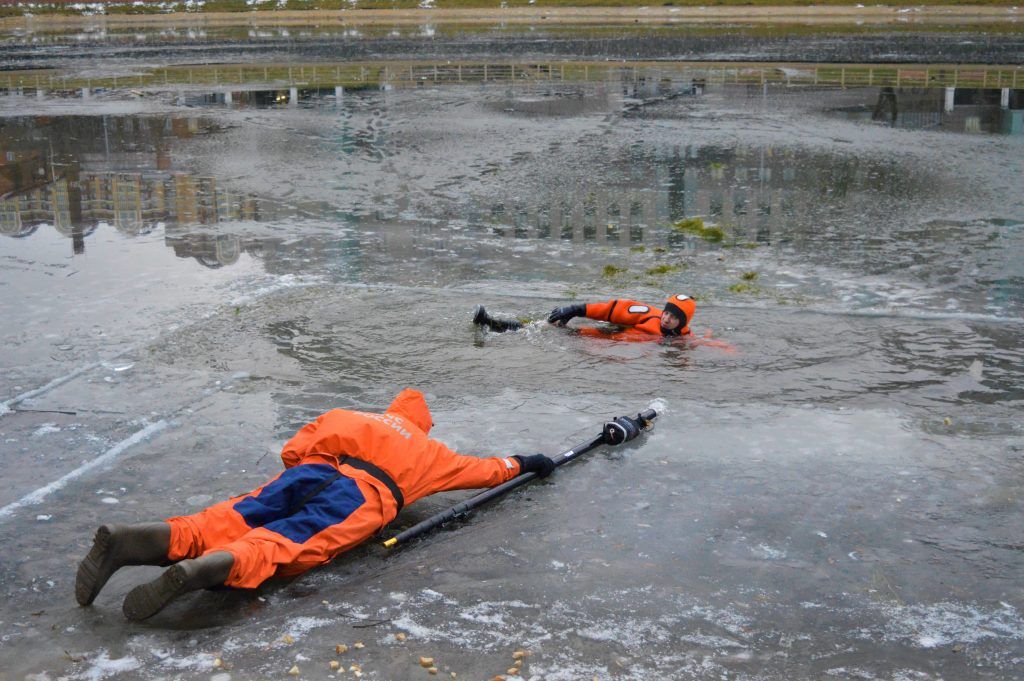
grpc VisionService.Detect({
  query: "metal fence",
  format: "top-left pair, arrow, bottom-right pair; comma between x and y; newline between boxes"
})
3,61 -> 1022,92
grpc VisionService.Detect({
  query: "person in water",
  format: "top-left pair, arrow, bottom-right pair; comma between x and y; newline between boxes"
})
75,388 -> 556,620
474,294 -> 697,341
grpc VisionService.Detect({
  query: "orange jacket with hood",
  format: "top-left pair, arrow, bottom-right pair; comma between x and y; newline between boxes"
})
279,388 -> 522,525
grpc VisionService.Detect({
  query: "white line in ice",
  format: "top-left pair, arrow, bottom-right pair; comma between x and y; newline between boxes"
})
0,420 -> 169,521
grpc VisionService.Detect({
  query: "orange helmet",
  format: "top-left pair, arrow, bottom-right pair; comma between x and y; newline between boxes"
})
662,294 -> 695,335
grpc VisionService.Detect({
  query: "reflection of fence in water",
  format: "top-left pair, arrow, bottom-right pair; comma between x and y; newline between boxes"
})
486,183 -> 784,251
3,61 -> 1021,91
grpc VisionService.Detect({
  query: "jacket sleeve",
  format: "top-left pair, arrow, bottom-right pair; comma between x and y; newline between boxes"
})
584,299 -> 660,327
425,440 -> 522,493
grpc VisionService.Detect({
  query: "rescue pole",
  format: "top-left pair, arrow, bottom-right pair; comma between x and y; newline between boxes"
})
382,408 -> 658,549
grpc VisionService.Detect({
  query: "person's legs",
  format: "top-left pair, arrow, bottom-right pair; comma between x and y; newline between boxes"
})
120,468 -> 382,619
75,523 -> 171,606
473,305 -> 523,332
77,465 -> 302,608
121,551 -> 235,621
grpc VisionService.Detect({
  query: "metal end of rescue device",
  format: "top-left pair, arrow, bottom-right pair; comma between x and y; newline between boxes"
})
382,407 -> 658,550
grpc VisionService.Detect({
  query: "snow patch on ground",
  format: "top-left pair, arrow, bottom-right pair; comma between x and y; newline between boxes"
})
282,616 -> 336,639
751,543 -> 787,560
151,650 -> 218,671
58,650 -> 141,681
882,601 -> 1024,648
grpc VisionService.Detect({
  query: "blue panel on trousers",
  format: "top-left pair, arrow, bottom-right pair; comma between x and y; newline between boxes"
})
234,464 -> 366,543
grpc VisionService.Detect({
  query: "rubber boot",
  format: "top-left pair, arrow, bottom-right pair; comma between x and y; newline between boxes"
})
472,306 -> 523,333
122,550 -> 235,621
75,523 -> 172,606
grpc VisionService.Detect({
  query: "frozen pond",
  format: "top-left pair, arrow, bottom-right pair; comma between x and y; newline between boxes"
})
1,29 -> 1023,681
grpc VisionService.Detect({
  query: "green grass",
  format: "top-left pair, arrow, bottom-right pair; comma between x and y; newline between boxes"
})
646,264 -> 684,276
728,282 -> 759,294
104,3 -> 179,13
283,0 -> 354,9
602,264 -> 627,278
196,0 -> 253,11
672,217 -> 725,243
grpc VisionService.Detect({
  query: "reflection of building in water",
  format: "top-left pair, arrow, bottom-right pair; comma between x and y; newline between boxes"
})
1,80 -> 1006,273
2,165 -> 264,238
484,136 -> 935,251
164,231 -> 249,269
0,114 -> 271,252
0,113 -> 365,270
162,230 -> 365,276
485,144 -> 779,249
1,178 -> 65,237
76,171 -> 263,235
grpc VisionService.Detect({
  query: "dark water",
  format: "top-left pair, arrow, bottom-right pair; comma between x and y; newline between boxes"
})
1,28 -> 1023,681
3,21 -> 1024,71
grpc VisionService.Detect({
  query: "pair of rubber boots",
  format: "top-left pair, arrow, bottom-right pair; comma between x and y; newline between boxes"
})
75,523 -> 234,621
473,306 -> 523,333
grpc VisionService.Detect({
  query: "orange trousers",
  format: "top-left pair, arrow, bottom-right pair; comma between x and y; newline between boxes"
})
165,463 -> 383,588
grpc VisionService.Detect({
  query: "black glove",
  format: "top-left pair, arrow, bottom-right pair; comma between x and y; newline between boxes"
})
603,415 -> 642,446
514,454 -> 557,478
548,303 -> 586,326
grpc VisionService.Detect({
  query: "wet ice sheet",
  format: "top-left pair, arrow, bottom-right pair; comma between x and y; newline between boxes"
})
1,65 -> 1022,680
2,287 -> 1022,679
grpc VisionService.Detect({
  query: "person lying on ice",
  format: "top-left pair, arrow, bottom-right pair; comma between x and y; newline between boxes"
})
474,294 -> 697,340
75,388 -> 556,621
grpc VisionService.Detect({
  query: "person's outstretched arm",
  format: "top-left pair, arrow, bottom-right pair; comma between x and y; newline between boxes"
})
549,299 -> 660,327
414,442 -> 555,499
420,440 -> 521,493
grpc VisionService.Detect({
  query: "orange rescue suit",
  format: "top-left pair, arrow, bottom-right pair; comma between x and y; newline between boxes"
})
579,296 -> 696,340
165,389 -> 521,588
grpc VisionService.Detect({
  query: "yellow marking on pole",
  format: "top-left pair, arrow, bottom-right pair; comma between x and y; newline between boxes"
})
383,538 -> 397,548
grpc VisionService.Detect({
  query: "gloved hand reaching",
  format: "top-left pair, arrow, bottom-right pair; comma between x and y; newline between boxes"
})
513,453 -> 557,478
547,303 -> 586,326
602,415 -> 643,445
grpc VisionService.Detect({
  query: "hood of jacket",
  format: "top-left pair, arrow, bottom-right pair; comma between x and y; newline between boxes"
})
386,388 -> 434,434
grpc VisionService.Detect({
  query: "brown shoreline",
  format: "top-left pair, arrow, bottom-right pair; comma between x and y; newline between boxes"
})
2,5 -> 1022,30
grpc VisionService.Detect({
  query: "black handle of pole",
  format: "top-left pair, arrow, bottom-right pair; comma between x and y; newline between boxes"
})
382,408 -> 658,549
